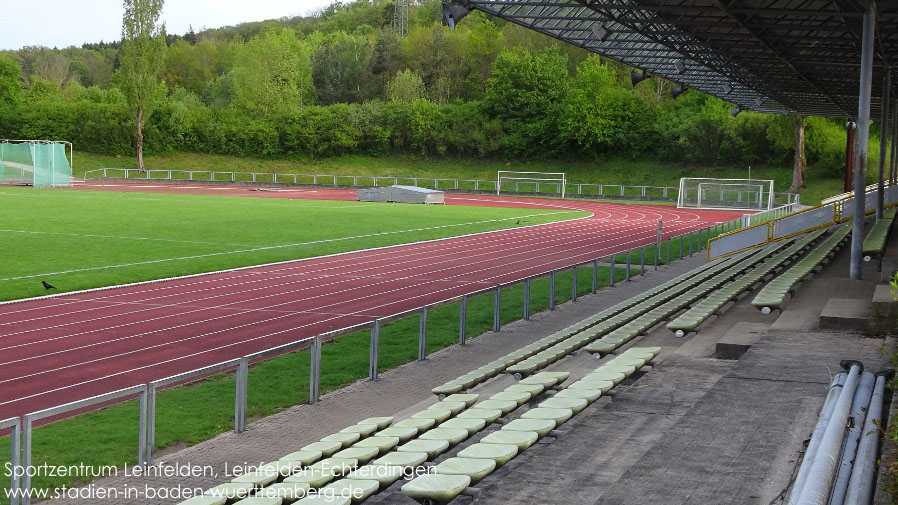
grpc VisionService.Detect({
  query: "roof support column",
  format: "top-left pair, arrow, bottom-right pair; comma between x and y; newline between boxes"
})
891,106 -> 898,185
877,67 -> 890,219
851,2 -> 875,280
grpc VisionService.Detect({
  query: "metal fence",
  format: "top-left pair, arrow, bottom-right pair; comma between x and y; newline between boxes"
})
2,216 -> 745,503
82,168 -> 800,205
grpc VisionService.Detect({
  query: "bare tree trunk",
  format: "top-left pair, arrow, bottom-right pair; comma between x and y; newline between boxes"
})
136,105 -> 144,172
788,114 -> 806,193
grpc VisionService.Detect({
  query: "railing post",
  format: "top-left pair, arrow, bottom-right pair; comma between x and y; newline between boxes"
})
493,286 -> 501,332
689,231 -> 694,256
592,259 -> 598,293
656,220 -> 662,270
418,307 -> 428,361
235,358 -> 248,433
549,272 -> 556,310
524,278 -> 531,320
641,247 -> 646,275
459,295 -> 467,345
310,335 -> 321,404
369,320 -> 380,380
146,384 -> 156,465
9,420 -> 20,505
138,388 -> 147,466
625,251 -> 631,281
21,416 -> 31,505
610,256 -> 615,287
571,266 -> 578,301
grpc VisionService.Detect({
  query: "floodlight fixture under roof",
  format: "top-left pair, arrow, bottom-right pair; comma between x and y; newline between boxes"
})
631,70 -> 647,87
674,60 -> 686,75
590,22 -> 609,42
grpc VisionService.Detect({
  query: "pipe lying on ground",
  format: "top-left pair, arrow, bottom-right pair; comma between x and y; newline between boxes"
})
795,361 -> 863,505
829,372 -> 875,505
845,370 -> 893,505
788,372 -> 847,505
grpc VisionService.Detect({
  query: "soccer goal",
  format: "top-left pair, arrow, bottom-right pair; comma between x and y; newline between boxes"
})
497,171 -> 567,198
677,177 -> 774,211
0,139 -> 73,187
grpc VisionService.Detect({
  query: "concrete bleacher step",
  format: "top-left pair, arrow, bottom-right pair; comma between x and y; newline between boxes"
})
714,322 -> 770,360
818,298 -> 872,333
871,284 -> 898,334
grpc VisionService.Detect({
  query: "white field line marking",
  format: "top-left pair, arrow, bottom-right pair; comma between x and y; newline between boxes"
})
0,229 -> 250,247
0,224 -> 676,404
0,219 -> 644,350
0,210 -> 581,282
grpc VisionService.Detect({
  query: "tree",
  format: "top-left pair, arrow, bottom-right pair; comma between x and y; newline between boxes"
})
387,69 -> 425,103
118,0 -> 167,171
788,115 -> 807,192
0,54 -> 24,112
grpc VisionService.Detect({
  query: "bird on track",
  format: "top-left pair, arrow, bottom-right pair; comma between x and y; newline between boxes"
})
42,281 -> 56,290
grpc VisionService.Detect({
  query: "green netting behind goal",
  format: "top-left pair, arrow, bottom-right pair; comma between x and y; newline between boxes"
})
0,141 -> 72,187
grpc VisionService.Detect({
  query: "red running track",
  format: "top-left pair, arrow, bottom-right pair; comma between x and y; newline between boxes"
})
0,183 -> 745,421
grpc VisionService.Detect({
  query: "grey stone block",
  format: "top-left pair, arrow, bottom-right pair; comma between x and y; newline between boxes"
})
819,298 -> 871,334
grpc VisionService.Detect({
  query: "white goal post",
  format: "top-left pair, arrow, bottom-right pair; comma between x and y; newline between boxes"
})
497,171 -> 567,198
677,177 -> 775,211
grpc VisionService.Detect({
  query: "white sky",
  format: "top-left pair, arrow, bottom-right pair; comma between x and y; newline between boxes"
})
1,0 -> 335,50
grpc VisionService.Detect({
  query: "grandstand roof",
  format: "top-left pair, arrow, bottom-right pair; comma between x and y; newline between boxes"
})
453,0 -> 898,117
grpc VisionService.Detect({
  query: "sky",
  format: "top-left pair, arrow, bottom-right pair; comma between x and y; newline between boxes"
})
1,0 -> 335,50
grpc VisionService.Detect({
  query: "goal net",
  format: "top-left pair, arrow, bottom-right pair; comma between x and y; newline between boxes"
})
0,140 -> 73,188
497,171 -> 567,198
677,177 -> 774,211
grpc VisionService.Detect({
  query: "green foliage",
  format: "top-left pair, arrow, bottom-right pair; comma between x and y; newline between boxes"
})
387,69 -> 426,103
0,54 -> 24,112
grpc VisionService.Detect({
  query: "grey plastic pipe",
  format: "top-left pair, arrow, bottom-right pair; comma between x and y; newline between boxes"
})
788,372 -> 848,505
795,361 -> 863,505
829,372 -> 875,505
844,371 -> 890,505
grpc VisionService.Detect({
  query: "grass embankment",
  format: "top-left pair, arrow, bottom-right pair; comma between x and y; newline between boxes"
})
0,187 -> 585,301
0,216 -> 719,501
74,151 -> 848,206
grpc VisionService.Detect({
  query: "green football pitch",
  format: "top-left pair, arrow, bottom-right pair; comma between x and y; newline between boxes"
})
0,187 -> 587,302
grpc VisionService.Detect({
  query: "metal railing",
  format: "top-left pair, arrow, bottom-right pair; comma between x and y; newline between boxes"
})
709,181 -> 898,260
82,168 -> 800,205
3,215 -> 745,501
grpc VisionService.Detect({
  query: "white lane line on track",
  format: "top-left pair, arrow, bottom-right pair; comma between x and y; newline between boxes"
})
0,210 -> 581,282
0,229 -> 250,247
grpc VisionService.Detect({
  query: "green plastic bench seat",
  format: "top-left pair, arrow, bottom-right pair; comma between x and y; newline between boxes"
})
352,436 -> 399,455
357,417 -> 393,430
295,495 -> 351,505
433,457 -> 496,484
457,443 -> 518,466
621,347 -> 661,359
457,407 -> 502,423
469,399 -> 517,415
345,465 -> 406,487
372,450 -> 428,468
231,470 -> 279,486
333,446 -> 380,465
260,460 -> 304,477
204,483 -> 254,501
571,378 -> 616,392
489,391 -> 531,406
501,418 -> 555,437
537,371 -> 570,382
401,474 -> 471,505
394,417 -> 436,432
519,375 -> 559,388
233,497 -> 282,505
321,479 -> 380,503
397,439 -> 451,460
506,361 -> 541,375
310,457 -> 359,476
301,441 -> 342,458
420,427 -> 469,446
521,407 -> 572,425
177,496 -> 226,505
583,340 -> 616,354
280,450 -> 323,465
442,394 -> 479,406
555,387 -> 603,403
538,396 -> 588,414
440,417 -> 486,435
885,208 -> 897,220
436,401 -> 467,415
339,424 -> 378,437
504,383 -> 545,396
599,364 -> 637,376
284,469 -> 335,488
431,383 -> 464,396
863,218 -> 891,255
376,426 -> 418,443
481,430 -> 538,450
607,355 -> 645,368
322,432 -> 361,448
257,483 -> 311,502
411,408 -> 452,423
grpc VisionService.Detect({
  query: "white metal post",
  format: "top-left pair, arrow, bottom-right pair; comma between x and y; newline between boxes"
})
851,3 -> 875,280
